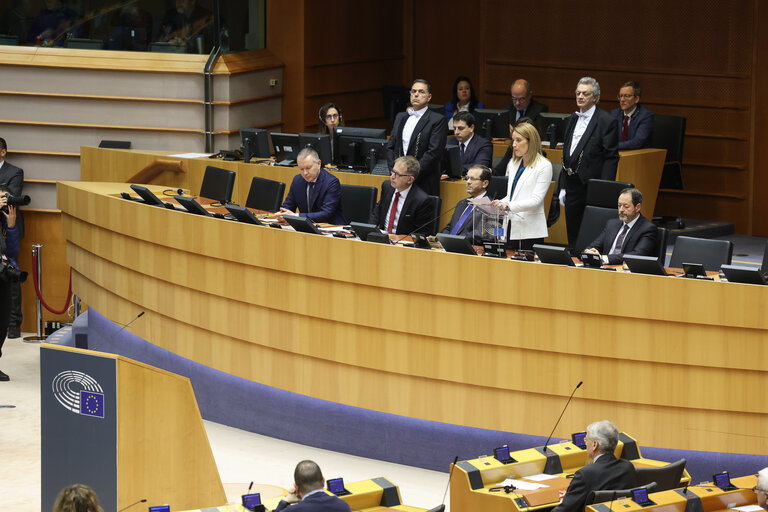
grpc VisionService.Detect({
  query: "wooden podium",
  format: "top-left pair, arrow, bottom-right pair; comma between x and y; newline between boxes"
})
40,344 -> 226,512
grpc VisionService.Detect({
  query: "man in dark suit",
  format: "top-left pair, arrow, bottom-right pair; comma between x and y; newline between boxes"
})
370,156 -> 434,235
501,79 -> 549,125
386,79 -> 447,196
451,111 -> 492,173
584,188 -> 658,264
552,421 -> 637,512
274,460 -> 351,512
0,136 -> 24,340
561,77 -> 620,247
276,147 -> 346,225
611,81 -> 654,150
442,164 -> 490,244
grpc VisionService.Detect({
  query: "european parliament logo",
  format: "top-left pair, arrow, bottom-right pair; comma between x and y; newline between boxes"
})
52,370 -> 105,419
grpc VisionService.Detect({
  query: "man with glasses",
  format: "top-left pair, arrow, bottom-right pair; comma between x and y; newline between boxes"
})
560,76 -> 620,248
756,468 -> 768,510
371,156 -> 434,235
611,81 -> 654,150
501,79 -> 549,125
552,420 -> 636,512
441,164 -> 491,244
386,79 -> 447,196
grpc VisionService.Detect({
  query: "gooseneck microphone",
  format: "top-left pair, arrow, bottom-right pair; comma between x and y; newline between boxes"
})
118,498 -> 147,512
392,204 -> 459,245
107,311 -> 146,344
426,455 -> 459,512
543,381 -> 583,452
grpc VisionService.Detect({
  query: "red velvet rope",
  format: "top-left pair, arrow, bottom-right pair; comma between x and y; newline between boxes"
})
30,253 -> 73,315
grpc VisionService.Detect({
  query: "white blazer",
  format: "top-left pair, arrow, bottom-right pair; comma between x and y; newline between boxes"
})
502,155 -> 553,240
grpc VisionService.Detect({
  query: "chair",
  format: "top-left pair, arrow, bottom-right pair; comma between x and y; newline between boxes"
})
200,165 -> 236,203
573,205 -> 618,254
426,195 -> 442,235
245,176 -> 286,212
635,458 -> 687,492
340,184 -> 377,224
65,38 -> 105,50
656,227 -> 668,264
668,236 -> 733,272
586,482 -> 657,506
652,115 -> 686,189
586,179 -> 634,208
488,176 -> 509,200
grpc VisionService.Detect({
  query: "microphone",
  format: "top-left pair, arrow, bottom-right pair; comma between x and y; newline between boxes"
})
118,498 -> 147,512
391,204 -> 459,245
246,481 -> 253,493
425,455 -> 459,512
108,311 -> 146,342
543,381 -> 583,453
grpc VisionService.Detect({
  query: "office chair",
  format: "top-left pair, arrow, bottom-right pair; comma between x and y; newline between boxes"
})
652,115 -> 687,189
668,236 -> 733,272
586,482 -> 657,506
340,184 -> 377,224
426,195 -> 442,235
656,227 -> 669,264
199,165 -> 236,203
245,176 -> 286,212
573,205 -> 619,255
635,459 -> 687,492
585,179 -> 634,208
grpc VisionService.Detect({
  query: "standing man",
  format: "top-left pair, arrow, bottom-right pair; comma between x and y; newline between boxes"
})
0,137 -> 24,340
442,164 -> 491,244
274,460 -> 351,512
501,79 -> 549,125
552,421 -> 637,512
584,188 -> 658,264
275,147 -> 346,225
386,79 -> 447,196
452,111 -> 492,173
561,77 -> 619,247
611,81 -> 654,150
370,156 -> 434,235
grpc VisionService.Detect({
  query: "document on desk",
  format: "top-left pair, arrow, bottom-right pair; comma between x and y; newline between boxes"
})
499,478 -> 549,490
732,506 -> 763,512
168,153 -> 214,159
524,473 -> 559,481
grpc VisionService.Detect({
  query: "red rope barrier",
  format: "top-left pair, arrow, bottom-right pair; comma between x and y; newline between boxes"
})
30,253 -> 73,315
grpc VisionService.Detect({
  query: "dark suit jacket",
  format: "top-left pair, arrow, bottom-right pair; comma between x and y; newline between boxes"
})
562,108 -> 620,183
611,104 -> 654,150
386,108 -> 447,196
274,491 -> 351,512
501,98 -> 549,125
551,453 -> 637,512
588,214 -> 658,264
441,192 -> 488,243
370,181 -> 434,235
0,160 -> 24,238
281,168 -> 346,225
458,135 -> 492,171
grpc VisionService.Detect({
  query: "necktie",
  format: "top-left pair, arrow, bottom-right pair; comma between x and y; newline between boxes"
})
460,142 -> 465,159
387,191 -> 401,234
517,109 -> 525,120
611,224 -> 630,254
451,204 -> 474,235
509,162 -> 526,198
306,182 -> 315,211
622,115 -> 630,141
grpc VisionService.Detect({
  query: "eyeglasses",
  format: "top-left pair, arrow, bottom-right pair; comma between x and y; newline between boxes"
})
325,113 -> 339,120
410,89 -> 429,96
511,96 -> 529,102
466,176 -> 484,182
390,171 -> 412,178
618,94 -> 636,99
575,90 -> 594,97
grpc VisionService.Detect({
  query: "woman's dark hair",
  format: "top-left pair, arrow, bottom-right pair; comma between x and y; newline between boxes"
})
450,75 -> 480,112
317,103 -> 344,134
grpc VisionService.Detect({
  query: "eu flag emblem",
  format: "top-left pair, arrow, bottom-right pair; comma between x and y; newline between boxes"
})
80,390 -> 105,418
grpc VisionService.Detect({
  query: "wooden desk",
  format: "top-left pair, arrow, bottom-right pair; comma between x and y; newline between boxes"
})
58,181 -> 768,460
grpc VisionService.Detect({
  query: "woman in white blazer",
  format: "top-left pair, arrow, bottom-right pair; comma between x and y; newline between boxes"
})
490,122 -> 553,250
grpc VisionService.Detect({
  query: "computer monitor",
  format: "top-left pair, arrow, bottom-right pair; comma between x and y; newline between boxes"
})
334,126 -> 387,170
623,254 -> 669,276
721,265 -> 768,285
327,477 -> 350,496
536,113 -> 571,146
148,506 -> 170,512
713,471 -> 734,490
242,493 -> 262,511
474,108 -> 511,139
298,133 -> 332,166
225,204 -> 265,225
437,233 -> 477,255
360,138 -> 388,173
571,431 -> 587,449
130,184 -> 166,207
270,132 -> 300,166
284,215 -> 325,234
443,144 -> 462,179
532,244 -> 576,266
240,128 -> 271,163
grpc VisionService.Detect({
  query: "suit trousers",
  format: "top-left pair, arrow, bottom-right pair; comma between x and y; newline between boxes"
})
9,281 -> 21,327
564,173 -> 587,249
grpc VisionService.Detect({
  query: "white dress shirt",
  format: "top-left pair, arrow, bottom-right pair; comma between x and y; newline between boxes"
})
569,105 -> 596,156
402,106 -> 427,155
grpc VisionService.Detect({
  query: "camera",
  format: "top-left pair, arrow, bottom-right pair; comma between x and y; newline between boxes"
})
4,193 -> 31,207
0,259 -> 27,283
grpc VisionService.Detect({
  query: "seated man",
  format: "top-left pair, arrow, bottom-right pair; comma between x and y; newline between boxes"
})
756,468 -> 768,510
276,147 -> 346,225
274,460 -> 350,512
441,164 -> 491,244
552,421 -> 637,512
370,156 -> 434,235
452,111 -> 492,173
584,188 -> 658,264
611,81 -> 654,150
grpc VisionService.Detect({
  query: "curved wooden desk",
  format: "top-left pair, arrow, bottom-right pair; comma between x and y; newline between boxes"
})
58,181 -> 768,457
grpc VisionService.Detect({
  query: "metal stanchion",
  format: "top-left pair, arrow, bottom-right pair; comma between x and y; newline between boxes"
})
73,294 -> 81,318
24,244 -> 46,343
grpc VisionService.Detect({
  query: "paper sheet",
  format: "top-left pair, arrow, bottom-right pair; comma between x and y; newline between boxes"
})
499,478 -> 548,490
168,153 -> 213,158
524,473 -> 559,482
731,506 -> 762,511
